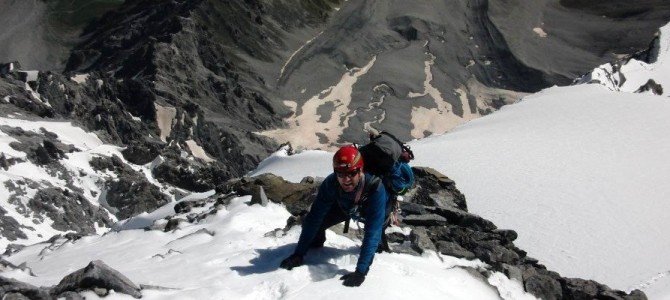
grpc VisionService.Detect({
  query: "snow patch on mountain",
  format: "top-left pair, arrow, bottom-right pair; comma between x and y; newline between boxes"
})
580,22 -> 670,95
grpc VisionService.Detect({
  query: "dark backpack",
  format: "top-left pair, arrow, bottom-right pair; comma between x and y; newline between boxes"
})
360,131 -> 415,226
359,131 -> 414,176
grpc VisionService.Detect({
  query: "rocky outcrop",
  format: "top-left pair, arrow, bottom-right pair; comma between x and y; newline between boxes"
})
216,173 -> 320,215
53,260 -> 142,298
90,155 -> 171,219
0,260 -> 142,299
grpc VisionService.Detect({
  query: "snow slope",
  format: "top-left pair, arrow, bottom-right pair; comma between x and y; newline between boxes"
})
250,22 -> 670,299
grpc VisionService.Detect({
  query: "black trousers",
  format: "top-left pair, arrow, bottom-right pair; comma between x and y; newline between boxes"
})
310,200 -> 393,252
311,202 -> 348,247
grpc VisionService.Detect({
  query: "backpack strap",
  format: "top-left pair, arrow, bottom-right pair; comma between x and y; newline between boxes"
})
342,175 -> 381,233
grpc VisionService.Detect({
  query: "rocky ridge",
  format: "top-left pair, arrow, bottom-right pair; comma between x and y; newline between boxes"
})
0,167 -> 646,299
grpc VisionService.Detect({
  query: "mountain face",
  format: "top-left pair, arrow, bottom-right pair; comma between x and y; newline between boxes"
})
0,0 -> 670,267
4,0 -> 670,168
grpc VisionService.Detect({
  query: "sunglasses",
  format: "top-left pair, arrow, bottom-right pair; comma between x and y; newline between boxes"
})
336,169 -> 360,179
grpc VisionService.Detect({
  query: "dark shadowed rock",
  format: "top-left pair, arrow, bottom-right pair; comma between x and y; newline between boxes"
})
53,260 -> 141,298
435,240 -> 476,259
121,141 -> 161,165
472,240 -> 521,267
56,291 -> 85,300
634,79 -> 663,95
90,155 -> 171,219
173,199 -> 208,214
28,188 -> 113,234
409,227 -> 436,254
0,206 -> 28,242
523,267 -> 563,300
493,229 -> 518,243
561,277 -> 648,300
562,278 -> 601,300
151,150 -> 233,192
0,153 -> 9,170
398,201 -> 428,215
409,167 -> 467,210
0,276 -> 51,300
459,213 -> 498,232
402,214 -> 448,226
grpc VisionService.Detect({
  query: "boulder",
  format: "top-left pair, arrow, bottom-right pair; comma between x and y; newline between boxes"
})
221,173 -> 318,215
435,240 -> 476,259
0,276 -> 51,300
53,260 -> 141,298
409,227 -> 436,254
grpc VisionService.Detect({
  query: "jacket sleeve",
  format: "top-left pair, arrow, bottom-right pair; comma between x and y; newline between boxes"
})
387,162 -> 415,195
294,175 -> 335,256
355,179 -> 388,274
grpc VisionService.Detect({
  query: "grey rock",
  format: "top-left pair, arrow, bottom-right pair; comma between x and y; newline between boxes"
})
402,214 -> 448,226
502,264 -> 523,283
435,240 -> 476,260
0,276 -> 51,300
173,199 -> 208,214
221,173 -> 318,215
53,260 -> 141,298
398,201 -> 428,215
634,79 -> 663,95
0,205 -> 29,241
55,291 -> 85,300
28,187 -> 113,234
459,213 -> 498,232
408,167 -> 467,210
472,241 -> 521,267
522,268 -> 562,300
493,229 -> 518,243
92,155 -> 170,219
409,227 -> 436,254
0,153 -> 8,170
562,277 -> 600,300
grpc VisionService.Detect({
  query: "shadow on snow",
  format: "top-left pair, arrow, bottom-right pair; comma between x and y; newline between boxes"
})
231,243 -> 360,282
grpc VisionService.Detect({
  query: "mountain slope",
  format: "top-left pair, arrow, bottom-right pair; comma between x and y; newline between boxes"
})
4,0 -> 670,165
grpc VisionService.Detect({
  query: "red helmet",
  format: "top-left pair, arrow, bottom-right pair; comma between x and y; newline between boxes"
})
333,145 -> 364,173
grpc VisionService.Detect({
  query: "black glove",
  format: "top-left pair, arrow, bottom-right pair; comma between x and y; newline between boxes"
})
279,254 -> 303,270
340,271 -> 366,287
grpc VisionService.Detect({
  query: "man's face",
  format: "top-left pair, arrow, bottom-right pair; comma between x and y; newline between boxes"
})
336,168 -> 362,193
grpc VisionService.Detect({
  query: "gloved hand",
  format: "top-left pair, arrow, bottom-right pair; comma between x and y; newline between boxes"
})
340,271 -> 366,287
279,254 -> 303,270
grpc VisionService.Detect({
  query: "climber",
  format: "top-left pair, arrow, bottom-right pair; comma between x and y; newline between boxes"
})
279,145 -> 388,287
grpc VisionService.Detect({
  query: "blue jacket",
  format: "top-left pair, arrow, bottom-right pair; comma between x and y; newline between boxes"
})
294,172 -> 388,275
385,162 -> 414,195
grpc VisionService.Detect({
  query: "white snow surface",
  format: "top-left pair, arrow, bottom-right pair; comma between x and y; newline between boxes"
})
5,196 -> 533,300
